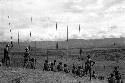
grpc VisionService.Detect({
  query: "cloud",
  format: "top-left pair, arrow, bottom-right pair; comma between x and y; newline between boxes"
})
102,0 -> 124,9
109,25 -> 118,31
0,0 -> 125,41
0,31 -> 4,36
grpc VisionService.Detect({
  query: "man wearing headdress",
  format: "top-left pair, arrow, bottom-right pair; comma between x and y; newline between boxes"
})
3,44 -> 10,67
85,55 -> 95,80
23,47 -> 30,67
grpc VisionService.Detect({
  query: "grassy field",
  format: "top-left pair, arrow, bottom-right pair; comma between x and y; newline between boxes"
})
0,55 -> 125,83
0,52 -> 125,83
0,39 -> 125,83
0,67 -> 108,83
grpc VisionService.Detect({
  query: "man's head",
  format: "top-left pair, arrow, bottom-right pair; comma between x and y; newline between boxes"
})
51,63 -> 54,66
59,62 -> 62,65
6,44 -> 9,48
25,47 -> 29,52
45,60 -> 48,63
6,44 -> 9,50
78,66 -> 81,69
110,73 -> 114,77
114,66 -> 117,70
87,55 -> 90,58
93,71 -> 95,74
54,60 -> 56,63
64,64 -> 67,67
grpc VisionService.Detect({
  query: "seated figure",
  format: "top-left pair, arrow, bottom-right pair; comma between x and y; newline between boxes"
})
63,64 -> 69,73
57,62 -> 63,72
43,60 -> 49,71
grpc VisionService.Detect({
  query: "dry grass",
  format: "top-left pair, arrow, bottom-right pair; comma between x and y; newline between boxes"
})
0,42 -> 125,83
0,55 -> 125,83
0,67 -> 109,83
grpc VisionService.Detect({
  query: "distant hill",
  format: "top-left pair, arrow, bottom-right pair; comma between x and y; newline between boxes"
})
0,38 -> 125,60
28,38 -> 125,49
0,38 -> 125,51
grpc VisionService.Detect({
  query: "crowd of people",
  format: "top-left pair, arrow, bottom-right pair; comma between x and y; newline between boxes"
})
2,44 -> 36,69
23,47 -> 36,69
1,44 -> 125,82
43,54 -> 96,80
108,66 -> 124,83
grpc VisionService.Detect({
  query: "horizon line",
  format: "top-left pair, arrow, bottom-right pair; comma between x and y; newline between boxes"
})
0,37 -> 125,42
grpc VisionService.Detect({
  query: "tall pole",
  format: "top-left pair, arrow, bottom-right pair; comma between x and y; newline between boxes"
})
66,25 -> 69,61
56,22 -> 58,58
29,16 -> 32,51
114,42 -> 119,67
8,16 -> 13,47
31,16 -> 36,56
56,22 -> 57,50
8,15 -> 13,66
35,40 -> 36,56
46,17 -> 49,60
79,24 -> 81,59
18,31 -> 19,45
79,24 -> 80,33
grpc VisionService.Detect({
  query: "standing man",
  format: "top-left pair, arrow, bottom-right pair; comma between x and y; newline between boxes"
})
85,55 -> 95,80
72,63 -> 77,75
108,73 -> 115,83
113,66 -> 122,83
53,60 -> 57,72
23,47 -> 30,67
3,44 -> 10,67
29,58 -> 36,69
43,60 -> 49,71
63,64 -> 69,73
57,62 -> 63,72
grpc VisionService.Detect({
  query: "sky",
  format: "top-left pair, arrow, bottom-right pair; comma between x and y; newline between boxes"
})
0,0 -> 125,41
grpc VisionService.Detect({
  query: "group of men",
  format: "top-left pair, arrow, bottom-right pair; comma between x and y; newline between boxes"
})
23,47 -> 36,69
2,44 -> 10,67
43,55 -> 95,80
43,59 -> 70,73
2,44 -> 124,82
72,55 -> 95,79
2,44 -> 36,69
2,44 -> 96,80
108,66 -> 123,83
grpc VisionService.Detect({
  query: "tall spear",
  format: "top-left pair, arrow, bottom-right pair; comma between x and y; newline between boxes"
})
30,31 -> 31,37
56,22 -> 57,31
79,24 -> 82,53
67,25 -> 68,42
29,16 -> 32,50
114,42 -> 116,47
8,16 -> 13,47
31,16 -> 32,23
56,42 -> 58,50
46,17 -> 50,60
56,22 -> 58,50
55,22 -> 59,59
66,25 -> 69,60
114,42 -> 119,66
79,24 -> 80,33
18,31 -> 19,44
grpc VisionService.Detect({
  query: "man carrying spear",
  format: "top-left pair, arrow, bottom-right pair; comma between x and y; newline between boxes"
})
2,44 -> 10,67
85,55 -> 95,80
23,47 -> 30,68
